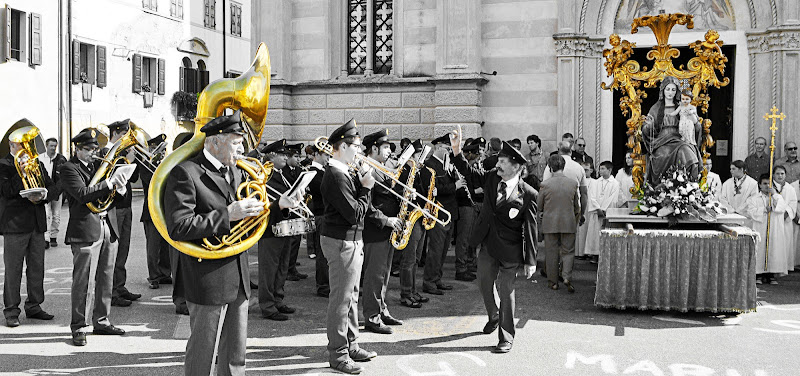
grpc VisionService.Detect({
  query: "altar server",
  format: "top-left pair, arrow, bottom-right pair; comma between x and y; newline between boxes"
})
720,160 -> 758,226
773,165 -> 797,270
575,162 -> 593,259
747,173 -> 789,284
704,159 -> 722,197
615,152 -> 635,207
583,161 -> 620,262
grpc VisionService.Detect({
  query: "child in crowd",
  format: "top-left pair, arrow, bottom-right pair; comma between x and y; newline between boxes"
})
616,152 -> 635,207
583,161 -> 620,264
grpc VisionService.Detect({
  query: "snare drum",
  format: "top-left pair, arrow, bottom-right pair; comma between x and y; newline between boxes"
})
272,217 -> 317,237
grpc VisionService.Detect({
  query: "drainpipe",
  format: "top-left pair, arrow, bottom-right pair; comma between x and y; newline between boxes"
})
66,0 -> 73,155
222,0 -> 226,77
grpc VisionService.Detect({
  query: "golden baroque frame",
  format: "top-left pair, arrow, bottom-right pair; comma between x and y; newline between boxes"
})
601,13 -> 729,195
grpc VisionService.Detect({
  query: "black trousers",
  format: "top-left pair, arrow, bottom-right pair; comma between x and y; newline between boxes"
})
3,232 -> 46,319
112,206 -> 133,298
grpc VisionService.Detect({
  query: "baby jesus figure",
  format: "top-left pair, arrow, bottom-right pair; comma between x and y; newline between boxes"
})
669,89 -> 699,146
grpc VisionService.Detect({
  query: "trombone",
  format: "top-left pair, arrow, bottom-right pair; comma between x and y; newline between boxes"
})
264,183 -> 314,220
314,136 -> 451,227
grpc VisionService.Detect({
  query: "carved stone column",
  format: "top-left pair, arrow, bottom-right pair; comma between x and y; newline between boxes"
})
746,27 -> 800,156
553,33 -> 605,159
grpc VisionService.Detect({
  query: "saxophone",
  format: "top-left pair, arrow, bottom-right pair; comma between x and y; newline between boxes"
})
390,160 -> 424,250
421,166 -> 440,230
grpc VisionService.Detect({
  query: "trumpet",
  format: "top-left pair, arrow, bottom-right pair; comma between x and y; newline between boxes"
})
314,136 -> 451,227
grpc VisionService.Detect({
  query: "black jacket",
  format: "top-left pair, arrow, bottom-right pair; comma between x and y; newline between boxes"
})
425,155 -> 459,223
363,171 -> 400,243
307,164 -> 325,216
320,163 -> 387,241
60,156 -> 119,243
164,152 -> 284,305
0,154 -> 54,234
452,154 -> 538,265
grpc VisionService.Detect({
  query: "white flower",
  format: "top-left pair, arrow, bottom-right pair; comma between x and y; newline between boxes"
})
677,175 -> 685,182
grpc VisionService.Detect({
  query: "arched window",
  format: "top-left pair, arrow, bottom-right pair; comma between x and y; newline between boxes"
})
197,60 -> 209,91
348,0 -> 393,75
182,57 -> 192,68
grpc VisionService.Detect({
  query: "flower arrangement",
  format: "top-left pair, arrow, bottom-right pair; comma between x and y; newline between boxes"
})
80,72 -> 89,83
141,83 -> 152,93
634,165 -> 725,225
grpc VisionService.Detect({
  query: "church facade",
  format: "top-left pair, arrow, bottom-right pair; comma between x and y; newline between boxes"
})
252,0 -> 800,173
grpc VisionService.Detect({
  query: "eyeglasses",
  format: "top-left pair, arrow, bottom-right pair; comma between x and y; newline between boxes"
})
80,147 -> 97,153
576,144 -> 586,147
788,147 -> 798,151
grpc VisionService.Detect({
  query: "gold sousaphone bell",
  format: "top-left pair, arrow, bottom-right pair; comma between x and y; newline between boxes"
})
148,43 -> 273,260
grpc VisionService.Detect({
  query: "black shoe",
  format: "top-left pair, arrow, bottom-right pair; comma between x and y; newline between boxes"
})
93,325 -> 125,335
455,272 -> 476,281
45,242 -> 50,250
148,280 -> 160,289
263,312 -> 289,321
436,283 -> 453,291
277,305 -> 296,314
566,281 -> 575,293
390,270 -> 400,277
365,322 -> 393,334
483,318 -> 499,334
122,291 -> 142,301
111,297 -> 132,307
175,305 -> 189,315
64,238 -> 71,245
332,359 -> 363,374
72,332 -> 87,346
295,272 -> 308,279
27,311 -> 54,320
412,293 -> 429,303
50,238 -> 58,247
350,348 -> 377,362
157,276 -> 173,285
422,287 -> 444,295
250,281 -> 259,290
548,282 -> 558,290
6,317 -> 20,327
286,274 -> 301,281
399,297 -> 422,308
493,341 -> 512,353
317,288 -> 330,297
381,315 -> 403,326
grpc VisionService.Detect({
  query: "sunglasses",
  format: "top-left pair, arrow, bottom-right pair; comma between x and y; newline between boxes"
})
788,147 -> 798,151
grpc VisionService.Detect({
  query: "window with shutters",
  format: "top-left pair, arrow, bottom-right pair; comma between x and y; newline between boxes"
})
197,59 -> 209,92
170,0 -> 183,19
204,0 -> 216,29
143,0 -> 157,12
7,8 -> 25,63
230,2 -> 241,37
348,0 -> 393,75
132,54 -> 165,95
73,41 -> 96,85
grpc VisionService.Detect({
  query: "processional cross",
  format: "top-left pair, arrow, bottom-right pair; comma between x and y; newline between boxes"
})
764,106 -> 786,270
601,13 -> 729,195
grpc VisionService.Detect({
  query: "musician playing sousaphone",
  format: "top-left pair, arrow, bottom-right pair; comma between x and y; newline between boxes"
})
0,126 -> 55,328
163,111 -> 300,375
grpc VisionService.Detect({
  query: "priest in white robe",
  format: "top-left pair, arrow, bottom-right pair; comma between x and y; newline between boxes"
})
703,159 -> 722,197
747,174 -> 789,284
584,162 -> 620,258
774,166 -> 797,270
720,161 -> 759,227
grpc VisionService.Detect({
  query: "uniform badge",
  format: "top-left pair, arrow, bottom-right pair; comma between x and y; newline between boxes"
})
508,208 -> 519,219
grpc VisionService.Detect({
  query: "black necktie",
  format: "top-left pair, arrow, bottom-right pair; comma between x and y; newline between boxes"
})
497,181 -> 507,204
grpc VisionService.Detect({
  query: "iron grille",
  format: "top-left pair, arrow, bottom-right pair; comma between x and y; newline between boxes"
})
373,0 -> 393,74
348,0 -> 368,75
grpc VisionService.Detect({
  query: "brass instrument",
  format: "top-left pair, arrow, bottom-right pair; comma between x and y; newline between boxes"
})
421,166 -> 440,230
86,122 -> 152,213
390,145 -> 433,250
9,126 -> 45,190
315,136 -> 451,230
148,43 -> 273,260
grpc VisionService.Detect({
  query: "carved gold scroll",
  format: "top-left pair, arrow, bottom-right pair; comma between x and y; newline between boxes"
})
601,13 -> 729,195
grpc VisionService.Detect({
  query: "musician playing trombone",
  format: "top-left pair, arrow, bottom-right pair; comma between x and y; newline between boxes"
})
360,129 -> 404,335
449,125 -> 539,354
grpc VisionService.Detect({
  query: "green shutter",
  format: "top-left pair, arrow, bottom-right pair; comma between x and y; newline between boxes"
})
96,45 -> 106,88
158,58 -> 165,95
87,44 -> 96,84
29,12 -> 41,66
72,40 -> 80,84
132,53 -> 142,93
4,5 -> 11,62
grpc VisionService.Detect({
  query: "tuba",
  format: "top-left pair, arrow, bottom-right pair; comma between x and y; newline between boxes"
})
148,43 -> 273,260
86,122 -> 152,213
9,126 -> 45,190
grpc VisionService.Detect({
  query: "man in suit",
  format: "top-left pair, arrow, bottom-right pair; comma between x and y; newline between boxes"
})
61,128 -> 129,346
140,135 -> 174,286
422,134 -> 459,295
103,120 -> 142,307
1,132 -> 56,327
538,154 -> 581,292
306,144 -> 330,297
361,130 -> 404,335
454,137 -> 485,282
320,119 -> 386,374
38,137 -> 67,249
257,139 -> 298,321
284,142 -> 308,281
450,128 -> 538,354
164,110 -> 297,375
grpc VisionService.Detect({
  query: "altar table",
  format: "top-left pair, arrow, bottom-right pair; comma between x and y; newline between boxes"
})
594,227 -> 758,313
